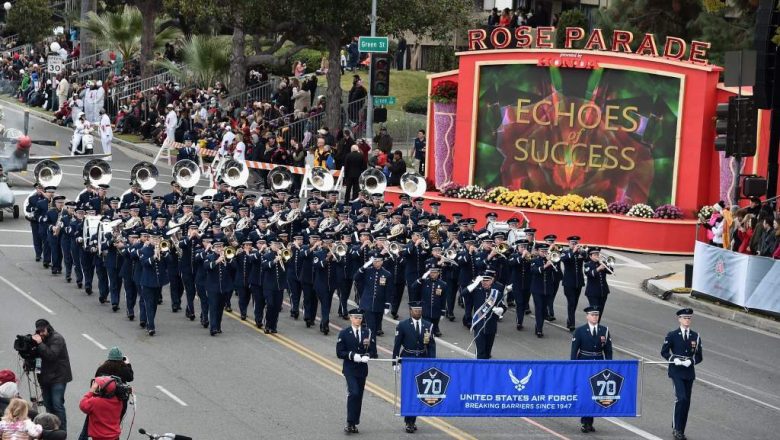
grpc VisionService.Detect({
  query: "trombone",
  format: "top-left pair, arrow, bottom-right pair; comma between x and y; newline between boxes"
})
599,255 -> 616,274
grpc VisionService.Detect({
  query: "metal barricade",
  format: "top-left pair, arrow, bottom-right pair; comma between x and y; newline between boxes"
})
117,70 -> 178,100
225,80 -> 274,107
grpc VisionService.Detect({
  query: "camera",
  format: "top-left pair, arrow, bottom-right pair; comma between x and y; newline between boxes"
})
14,334 -> 39,372
94,376 -> 133,401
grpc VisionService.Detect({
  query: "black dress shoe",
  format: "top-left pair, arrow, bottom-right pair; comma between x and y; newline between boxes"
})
264,328 -> 271,334
112,305 -> 119,312
85,287 -> 92,295
43,263 -> 50,268
291,311 -> 299,319
507,300 -> 516,307
447,315 -> 455,322
240,315 -> 247,320
305,320 -> 312,328
581,424 -> 589,433
65,277 -> 72,283
350,426 -> 359,434
588,425 -> 596,432
140,321 -> 147,328
256,321 -> 263,329
99,298 -> 107,304
225,305 -> 232,312
536,332 -> 543,338
405,424 -> 415,433
211,331 -> 217,336
516,324 -> 523,331
545,316 -> 556,322
35,257 -> 41,262
77,282 -> 83,288
217,329 -> 222,334
202,321 -> 209,328
128,315 -> 135,321
434,331 -> 442,337
568,326 -> 575,332
392,313 -> 399,320
323,328 -> 329,335
524,309 -> 531,315
271,329 -> 278,334
148,330 -> 155,336
172,307 -> 181,313
157,298 -> 163,305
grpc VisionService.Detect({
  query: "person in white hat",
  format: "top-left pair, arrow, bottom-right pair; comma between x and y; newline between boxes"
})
164,103 -> 177,145
99,108 -> 113,160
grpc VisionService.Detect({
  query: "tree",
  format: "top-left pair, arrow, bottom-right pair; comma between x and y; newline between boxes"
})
596,0 -> 757,66
78,5 -> 182,70
555,9 -> 588,48
157,35 -> 231,88
80,0 -> 97,58
6,0 -> 53,45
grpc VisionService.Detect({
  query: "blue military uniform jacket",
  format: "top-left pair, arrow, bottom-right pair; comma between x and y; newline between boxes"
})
336,325 -> 378,378
561,249 -> 586,289
571,324 -> 613,360
585,260 -> 611,298
403,243 -> 430,280
230,251 -> 253,288
455,249 -> 479,286
470,284 -> 504,335
261,251 -> 286,291
508,253 -> 532,291
392,318 -> 437,359
411,277 -> 447,319
313,249 -> 344,291
204,252 -> 232,293
354,266 -> 392,313
139,245 -> 171,288
661,328 -> 703,380
530,257 -> 557,295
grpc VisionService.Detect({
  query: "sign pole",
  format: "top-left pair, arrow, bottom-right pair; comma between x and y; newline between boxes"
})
365,0 -> 377,144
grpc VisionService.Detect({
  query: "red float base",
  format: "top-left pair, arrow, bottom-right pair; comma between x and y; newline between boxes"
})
385,189 -> 702,255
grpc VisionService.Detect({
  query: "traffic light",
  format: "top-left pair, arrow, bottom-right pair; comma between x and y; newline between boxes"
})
717,96 -> 758,158
714,98 -> 736,153
732,97 -> 757,157
370,54 -> 390,96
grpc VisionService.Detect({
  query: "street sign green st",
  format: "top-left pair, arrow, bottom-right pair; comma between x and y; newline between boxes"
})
359,36 -> 389,53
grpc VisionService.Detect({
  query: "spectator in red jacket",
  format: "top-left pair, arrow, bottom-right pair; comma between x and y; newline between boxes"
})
79,377 -> 122,440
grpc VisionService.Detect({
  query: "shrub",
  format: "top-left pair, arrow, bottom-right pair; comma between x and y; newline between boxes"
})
403,95 -> 429,115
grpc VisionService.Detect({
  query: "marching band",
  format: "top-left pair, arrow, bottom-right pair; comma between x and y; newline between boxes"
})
22,157 -> 617,340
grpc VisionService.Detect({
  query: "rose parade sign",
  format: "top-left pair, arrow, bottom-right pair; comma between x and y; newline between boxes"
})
473,63 -> 682,207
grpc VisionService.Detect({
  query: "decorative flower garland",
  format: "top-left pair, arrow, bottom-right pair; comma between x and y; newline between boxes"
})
436,184 -> 685,219
430,80 -> 458,104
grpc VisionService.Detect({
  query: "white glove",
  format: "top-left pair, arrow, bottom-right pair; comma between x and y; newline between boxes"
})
383,307 -> 390,315
492,307 -> 504,317
422,269 -> 431,279
362,257 -> 374,269
393,364 -> 400,372
361,355 -> 370,363
352,354 -> 362,363
682,359 -> 692,367
467,276 -> 484,292
673,358 -> 683,366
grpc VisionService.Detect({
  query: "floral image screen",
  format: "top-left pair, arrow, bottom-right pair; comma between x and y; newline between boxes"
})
473,63 -> 682,206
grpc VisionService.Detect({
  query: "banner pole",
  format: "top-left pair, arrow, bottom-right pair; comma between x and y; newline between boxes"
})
638,359 -> 644,417
394,367 -> 400,417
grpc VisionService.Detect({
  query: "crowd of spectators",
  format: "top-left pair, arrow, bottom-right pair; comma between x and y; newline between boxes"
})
705,198 -> 780,258
486,4 -> 556,29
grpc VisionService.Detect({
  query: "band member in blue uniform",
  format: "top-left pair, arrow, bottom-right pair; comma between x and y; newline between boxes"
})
508,239 -> 532,331
46,195 -> 66,274
36,186 -> 55,268
570,306 -> 613,433
336,308 -> 377,434
139,233 -> 170,336
205,241 -> 231,335
529,243 -> 556,337
468,273 -> 504,359
392,301 -> 436,433
560,236 -> 586,331
262,240 -> 288,334
584,247 -> 612,322
410,265 -> 446,337
354,253 -> 392,337
177,225 -> 200,320
661,308 -> 703,440
25,183 -> 45,261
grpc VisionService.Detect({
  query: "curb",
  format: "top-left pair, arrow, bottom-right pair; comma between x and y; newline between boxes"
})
641,276 -> 780,335
0,95 -> 156,159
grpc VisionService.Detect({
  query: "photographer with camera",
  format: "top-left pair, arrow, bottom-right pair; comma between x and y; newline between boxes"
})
29,319 -> 72,432
79,347 -> 133,440
79,377 -> 124,440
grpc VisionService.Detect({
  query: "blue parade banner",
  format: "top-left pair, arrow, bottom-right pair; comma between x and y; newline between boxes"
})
399,358 -> 640,417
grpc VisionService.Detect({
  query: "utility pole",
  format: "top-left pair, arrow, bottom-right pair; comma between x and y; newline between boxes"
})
366,0 -> 377,144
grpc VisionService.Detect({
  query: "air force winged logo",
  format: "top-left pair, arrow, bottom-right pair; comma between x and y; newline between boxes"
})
508,368 -> 533,392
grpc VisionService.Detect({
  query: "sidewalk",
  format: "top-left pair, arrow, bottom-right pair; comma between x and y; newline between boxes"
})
642,272 -> 780,335
0,94 -> 158,158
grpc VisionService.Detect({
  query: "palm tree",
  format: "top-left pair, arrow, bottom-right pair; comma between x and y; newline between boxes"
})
78,5 -> 182,75
156,35 -> 231,89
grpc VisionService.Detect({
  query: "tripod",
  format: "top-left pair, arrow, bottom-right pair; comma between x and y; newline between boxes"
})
17,355 -> 44,408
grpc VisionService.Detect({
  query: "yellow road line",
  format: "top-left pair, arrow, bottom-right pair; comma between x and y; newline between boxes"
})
225,312 -> 478,440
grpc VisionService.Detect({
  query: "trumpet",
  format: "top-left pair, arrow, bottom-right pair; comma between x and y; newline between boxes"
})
600,255 -> 616,274
496,242 -> 510,255
332,243 -> 347,258
419,239 -> 430,250
224,246 -> 237,260
159,240 -> 171,253
388,241 -> 402,257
